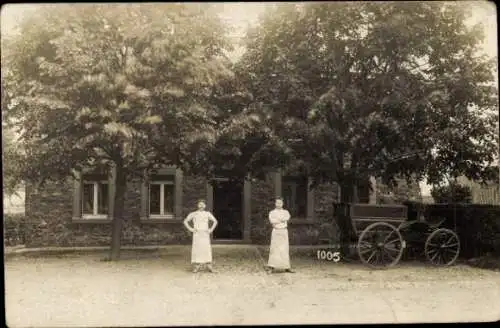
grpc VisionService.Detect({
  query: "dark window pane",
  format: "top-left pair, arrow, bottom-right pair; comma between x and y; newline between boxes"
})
282,182 -> 297,214
164,184 -> 175,215
283,175 -> 309,217
84,173 -> 107,181
358,184 -> 370,203
151,174 -> 175,182
82,183 -> 94,215
97,183 -> 109,215
297,178 -> 307,217
149,184 -> 161,215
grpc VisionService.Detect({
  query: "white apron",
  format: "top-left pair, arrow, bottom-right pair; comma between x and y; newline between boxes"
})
268,228 -> 291,269
189,211 -> 215,264
267,208 -> 291,269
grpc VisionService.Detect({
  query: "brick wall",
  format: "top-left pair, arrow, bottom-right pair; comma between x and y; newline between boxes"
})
25,176 -> 207,247
250,177 -> 275,244
26,179 -> 74,247
249,178 -> 340,245
313,182 -> 338,224
25,175 -> 340,247
183,176 -> 208,216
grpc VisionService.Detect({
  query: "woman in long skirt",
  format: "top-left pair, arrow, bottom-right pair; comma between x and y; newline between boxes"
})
183,199 -> 218,273
266,197 -> 295,273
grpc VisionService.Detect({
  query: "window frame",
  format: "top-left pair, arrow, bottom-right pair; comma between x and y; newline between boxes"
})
282,176 -> 309,219
281,177 -> 308,219
140,167 -> 183,223
81,179 -> 110,219
148,179 -> 175,219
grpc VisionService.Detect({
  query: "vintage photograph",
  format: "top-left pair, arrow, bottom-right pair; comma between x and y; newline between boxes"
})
3,1 -> 499,326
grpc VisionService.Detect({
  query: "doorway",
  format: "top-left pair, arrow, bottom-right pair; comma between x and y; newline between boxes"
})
212,179 -> 243,240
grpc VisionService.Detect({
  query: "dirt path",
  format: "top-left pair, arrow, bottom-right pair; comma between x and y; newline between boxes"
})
5,246 -> 500,326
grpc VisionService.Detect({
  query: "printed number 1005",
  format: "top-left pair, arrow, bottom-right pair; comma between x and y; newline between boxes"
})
317,250 -> 341,262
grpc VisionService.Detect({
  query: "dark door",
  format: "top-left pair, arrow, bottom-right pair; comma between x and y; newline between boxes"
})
213,180 -> 243,240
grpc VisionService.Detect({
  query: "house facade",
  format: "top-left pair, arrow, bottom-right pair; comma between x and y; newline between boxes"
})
25,165 -> 374,247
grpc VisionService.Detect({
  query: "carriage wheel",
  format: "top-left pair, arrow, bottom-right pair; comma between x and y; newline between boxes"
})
425,228 -> 460,266
357,222 -> 406,269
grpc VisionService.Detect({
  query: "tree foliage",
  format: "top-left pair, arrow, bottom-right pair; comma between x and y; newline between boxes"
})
2,126 -> 23,196
2,3 -> 235,259
3,4 -> 235,181
238,2 -> 498,200
431,183 -> 473,204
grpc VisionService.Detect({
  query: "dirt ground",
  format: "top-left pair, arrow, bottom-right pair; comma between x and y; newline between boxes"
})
5,245 -> 500,326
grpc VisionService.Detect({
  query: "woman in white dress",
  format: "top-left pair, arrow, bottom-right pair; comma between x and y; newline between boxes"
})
266,197 -> 295,273
183,199 -> 218,273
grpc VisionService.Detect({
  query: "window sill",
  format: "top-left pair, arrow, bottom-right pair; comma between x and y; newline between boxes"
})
290,218 -> 315,225
140,217 -> 183,224
72,217 -> 111,224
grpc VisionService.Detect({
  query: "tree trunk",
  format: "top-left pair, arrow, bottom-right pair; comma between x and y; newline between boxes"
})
109,166 -> 127,261
339,177 -> 359,203
337,174 -> 373,257
338,177 -> 359,258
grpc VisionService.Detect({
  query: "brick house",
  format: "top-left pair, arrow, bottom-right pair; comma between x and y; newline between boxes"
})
25,165 -> 375,247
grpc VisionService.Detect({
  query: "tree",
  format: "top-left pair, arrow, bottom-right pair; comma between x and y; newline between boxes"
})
2,126 -> 23,197
237,2 -> 498,202
431,183 -> 473,204
182,58 -> 291,183
2,4 -> 235,260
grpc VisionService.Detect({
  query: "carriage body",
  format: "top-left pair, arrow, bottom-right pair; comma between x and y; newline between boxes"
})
398,217 -> 460,266
333,203 -> 460,269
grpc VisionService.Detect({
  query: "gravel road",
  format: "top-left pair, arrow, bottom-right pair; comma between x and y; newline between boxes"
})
5,245 -> 500,326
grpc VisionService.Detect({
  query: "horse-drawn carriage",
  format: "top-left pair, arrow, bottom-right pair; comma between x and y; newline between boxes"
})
329,203 -> 460,269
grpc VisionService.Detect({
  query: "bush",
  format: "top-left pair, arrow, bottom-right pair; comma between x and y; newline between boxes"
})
430,183 -> 473,204
403,201 -> 500,258
3,214 -> 29,246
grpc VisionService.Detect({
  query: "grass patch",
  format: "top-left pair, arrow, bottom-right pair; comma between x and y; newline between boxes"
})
467,254 -> 500,271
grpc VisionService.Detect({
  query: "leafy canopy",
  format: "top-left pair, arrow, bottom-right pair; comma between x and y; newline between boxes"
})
431,183 -> 473,204
238,2 -> 498,194
2,125 -> 23,196
2,3 -> 236,185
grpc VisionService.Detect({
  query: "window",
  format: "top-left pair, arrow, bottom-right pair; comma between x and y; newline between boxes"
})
149,175 -> 175,218
140,168 -> 183,221
82,180 -> 109,218
282,175 -> 308,218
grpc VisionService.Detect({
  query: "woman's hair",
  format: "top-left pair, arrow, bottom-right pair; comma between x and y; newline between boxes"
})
197,199 -> 206,205
275,196 -> 284,201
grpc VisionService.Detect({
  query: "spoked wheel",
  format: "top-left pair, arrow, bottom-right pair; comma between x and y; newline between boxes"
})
357,222 -> 406,269
425,228 -> 460,266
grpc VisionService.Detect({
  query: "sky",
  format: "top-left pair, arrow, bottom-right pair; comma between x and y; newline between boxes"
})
2,2 -> 496,55
1,2 -> 498,195
2,2 -> 496,64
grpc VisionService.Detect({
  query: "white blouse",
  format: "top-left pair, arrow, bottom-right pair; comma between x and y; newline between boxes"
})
186,210 -> 216,232
269,208 -> 291,229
